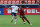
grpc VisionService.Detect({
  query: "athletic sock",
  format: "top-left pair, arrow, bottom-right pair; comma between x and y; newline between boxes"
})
11,17 -> 14,22
12,17 -> 14,20
25,18 -> 30,24
14,19 -> 17,24
22,17 -> 25,22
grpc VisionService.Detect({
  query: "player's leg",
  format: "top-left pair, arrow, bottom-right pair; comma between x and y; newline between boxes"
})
14,16 -> 17,25
11,16 -> 14,22
23,16 -> 32,25
11,12 -> 15,22
14,13 -> 17,25
11,12 -> 17,25
23,16 -> 30,24
21,16 -> 26,24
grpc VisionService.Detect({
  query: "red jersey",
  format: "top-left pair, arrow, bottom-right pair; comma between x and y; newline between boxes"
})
18,8 -> 25,16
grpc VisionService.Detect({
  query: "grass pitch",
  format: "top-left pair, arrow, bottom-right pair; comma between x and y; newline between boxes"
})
0,15 -> 40,27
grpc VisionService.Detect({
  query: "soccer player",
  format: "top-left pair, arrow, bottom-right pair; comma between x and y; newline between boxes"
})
7,4 -> 19,25
18,6 -> 32,25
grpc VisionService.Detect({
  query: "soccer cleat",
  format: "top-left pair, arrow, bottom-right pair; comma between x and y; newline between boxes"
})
11,20 -> 13,23
24,22 -> 26,24
24,23 -> 26,24
29,23 -> 32,25
14,24 -> 16,25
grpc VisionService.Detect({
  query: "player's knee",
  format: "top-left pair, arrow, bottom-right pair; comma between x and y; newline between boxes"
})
15,17 -> 17,19
13,16 -> 15,18
15,16 -> 17,19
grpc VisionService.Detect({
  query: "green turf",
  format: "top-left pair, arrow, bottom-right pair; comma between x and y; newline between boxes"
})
0,15 -> 40,27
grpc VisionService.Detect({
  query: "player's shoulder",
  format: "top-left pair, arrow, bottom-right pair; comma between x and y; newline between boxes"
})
16,6 -> 19,8
11,6 -> 15,7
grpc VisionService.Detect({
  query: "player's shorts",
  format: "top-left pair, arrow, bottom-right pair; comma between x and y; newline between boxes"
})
23,16 -> 26,19
11,12 -> 16,16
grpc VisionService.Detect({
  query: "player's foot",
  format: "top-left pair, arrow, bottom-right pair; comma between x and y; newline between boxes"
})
14,24 -> 16,25
29,23 -> 32,25
11,20 -> 13,23
24,22 -> 26,24
24,23 -> 26,24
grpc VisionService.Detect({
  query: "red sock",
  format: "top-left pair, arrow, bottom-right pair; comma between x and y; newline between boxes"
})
21,17 -> 25,22
25,18 -> 30,24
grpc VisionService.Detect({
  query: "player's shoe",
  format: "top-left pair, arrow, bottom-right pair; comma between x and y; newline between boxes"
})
24,23 -> 26,24
24,22 -> 26,24
29,23 -> 32,25
11,20 -> 13,23
14,24 -> 16,25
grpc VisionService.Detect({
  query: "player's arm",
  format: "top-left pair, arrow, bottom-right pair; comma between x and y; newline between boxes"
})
18,10 -> 20,15
8,7 -> 12,9
6,7 -> 12,11
18,9 -> 21,18
18,8 -> 21,15
18,11 -> 20,15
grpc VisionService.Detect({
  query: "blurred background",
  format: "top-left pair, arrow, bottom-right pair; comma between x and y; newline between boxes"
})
0,0 -> 40,27
0,0 -> 40,8
0,0 -> 40,15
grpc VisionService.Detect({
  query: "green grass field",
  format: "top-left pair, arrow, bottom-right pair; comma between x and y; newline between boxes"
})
0,15 -> 40,27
